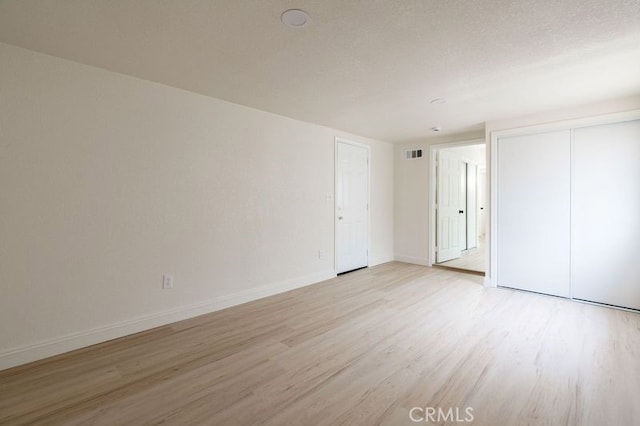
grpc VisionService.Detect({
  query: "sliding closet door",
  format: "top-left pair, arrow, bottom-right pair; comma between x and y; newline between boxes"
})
572,119 -> 640,310
497,130 -> 571,297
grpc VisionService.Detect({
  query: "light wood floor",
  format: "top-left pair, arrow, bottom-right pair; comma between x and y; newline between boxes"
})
2,262 -> 639,425
438,236 -> 486,273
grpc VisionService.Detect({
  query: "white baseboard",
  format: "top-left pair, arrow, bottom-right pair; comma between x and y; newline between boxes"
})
0,269 -> 336,371
369,254 -> 394,267
484,276 -> 495,287
394,254 -> 429,266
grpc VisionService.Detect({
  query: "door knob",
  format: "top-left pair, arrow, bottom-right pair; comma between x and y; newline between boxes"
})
338,216 -> 343,220
459,210 -> 464,214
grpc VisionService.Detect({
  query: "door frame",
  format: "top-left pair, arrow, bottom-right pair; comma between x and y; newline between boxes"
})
334,137 -> 371,274
429,138 -> 485,267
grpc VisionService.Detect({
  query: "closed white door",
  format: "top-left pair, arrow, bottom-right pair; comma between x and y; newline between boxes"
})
437,150 -> 464,263
497,130 -> 571,297
572,119 -> 640,310
459,163 -> 468,251
466,163 -> 478,249
336,141 -> 369,274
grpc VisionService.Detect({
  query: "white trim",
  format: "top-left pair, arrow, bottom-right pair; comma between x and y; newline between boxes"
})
369,254 -> 395,267
572,298 -> 640,314
489,108 -> 640,290
489,132 -> 499,288
429,138 -> 486,150
394,254 -> 430,266
428,138 -> 485,268
569,128 -> 574,300
334,137 -> 371,273
490,109 -> 640,139
0,269 -> 336,371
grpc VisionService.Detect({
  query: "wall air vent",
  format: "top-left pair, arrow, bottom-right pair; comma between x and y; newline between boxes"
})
405,149 -> 423,160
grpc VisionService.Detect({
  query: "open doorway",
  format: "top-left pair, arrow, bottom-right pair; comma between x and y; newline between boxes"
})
430,141 -> 486,274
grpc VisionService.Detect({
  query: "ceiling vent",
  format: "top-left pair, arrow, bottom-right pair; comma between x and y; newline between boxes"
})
405,149 -> 423,160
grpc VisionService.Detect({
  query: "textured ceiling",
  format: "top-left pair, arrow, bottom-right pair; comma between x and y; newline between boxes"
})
0,0 -> 639,143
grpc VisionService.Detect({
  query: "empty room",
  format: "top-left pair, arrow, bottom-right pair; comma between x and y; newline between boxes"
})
1,1 -> 640,425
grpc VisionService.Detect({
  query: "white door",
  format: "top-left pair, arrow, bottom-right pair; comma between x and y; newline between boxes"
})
466,163 -> 478,249
571,119 -> 640,310
497,130 -> 571,298
336,141 -> 369,274
459,163 -> 468,251
437,150 -> 464,263
478,170 -> 486,237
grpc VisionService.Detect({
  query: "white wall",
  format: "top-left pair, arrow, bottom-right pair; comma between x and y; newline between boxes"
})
393,132 -> 484,265
0,43 -> 394,369
485,95 -> 640,132
394,95 -> 640,271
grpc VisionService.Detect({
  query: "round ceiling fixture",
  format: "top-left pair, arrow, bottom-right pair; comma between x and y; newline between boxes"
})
430,98 -> 446,105
281,9 -> 310,27
431,126 -> 442,132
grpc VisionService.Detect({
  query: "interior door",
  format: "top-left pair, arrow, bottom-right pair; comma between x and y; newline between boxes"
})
459,163 -> 468,251
572,119 -> 640,310
437,150 -> 464,263
497,130 -> 571,297
466,163 -> 478,249
336,141 -> 369,274
478,170 -> 486,237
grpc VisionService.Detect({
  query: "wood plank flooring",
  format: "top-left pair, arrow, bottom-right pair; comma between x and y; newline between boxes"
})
438,236 -> 486,273
1,262 -> 639,425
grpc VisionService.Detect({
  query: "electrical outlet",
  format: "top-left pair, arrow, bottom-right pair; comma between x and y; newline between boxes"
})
162,274 -> 174,289
318,250 -> 324,260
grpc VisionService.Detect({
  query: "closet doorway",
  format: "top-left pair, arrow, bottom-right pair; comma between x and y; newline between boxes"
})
430,141 -> 486,274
